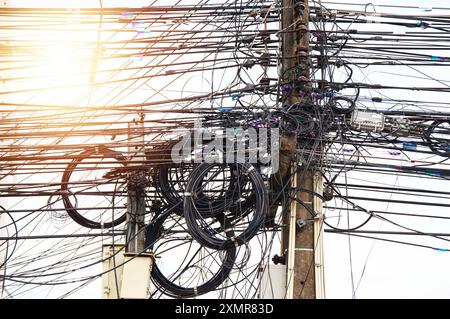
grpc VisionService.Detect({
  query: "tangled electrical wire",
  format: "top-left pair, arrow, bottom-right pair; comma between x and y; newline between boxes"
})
2,0 -> 450,299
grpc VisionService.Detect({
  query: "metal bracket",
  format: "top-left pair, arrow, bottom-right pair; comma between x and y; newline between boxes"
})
296,218 -> 314,232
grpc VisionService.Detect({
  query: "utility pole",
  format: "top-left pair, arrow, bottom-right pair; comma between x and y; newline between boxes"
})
120,117 -> 153,299
279,0 -> 325,299
102,117 -> 152,299
125,117 -> 147,254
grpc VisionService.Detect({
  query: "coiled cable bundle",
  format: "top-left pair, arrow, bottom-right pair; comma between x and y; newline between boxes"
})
424,120 -> 450,157
328,96 -> 356,115
156,163 -> 195,214
281,104 -> 317,138
183,163 -> 268,250
155,134 -> 255,217
145,209 -> 236,298
61,147 -> 127,229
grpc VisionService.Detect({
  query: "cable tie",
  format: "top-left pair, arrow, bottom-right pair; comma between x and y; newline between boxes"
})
372,97 -> 382,103
244,165 -> 255,175
184,192 -> 192,196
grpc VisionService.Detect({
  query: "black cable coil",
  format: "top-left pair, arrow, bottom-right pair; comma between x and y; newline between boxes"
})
183,162 -> 268,250
424,120 -> 450,157
145,209 -> 236,298
61,147 -> 127,229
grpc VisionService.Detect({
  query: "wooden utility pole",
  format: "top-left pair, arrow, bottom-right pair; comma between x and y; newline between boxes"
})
280,0 -> 325,299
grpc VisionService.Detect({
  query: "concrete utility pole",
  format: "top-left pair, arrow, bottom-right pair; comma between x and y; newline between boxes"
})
125,119 -> 147,255
102,118 -> 152,299
279,0 -> 325,299
120,118 -> 153,298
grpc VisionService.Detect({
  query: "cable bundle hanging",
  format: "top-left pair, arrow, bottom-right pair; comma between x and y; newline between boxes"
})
183,162 -> 268,250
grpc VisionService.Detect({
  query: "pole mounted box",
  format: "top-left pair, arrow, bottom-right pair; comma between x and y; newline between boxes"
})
120,253 -> 153,299
102,246 -> 153,299
102,244 -> 125,299
351,109 -> 385,132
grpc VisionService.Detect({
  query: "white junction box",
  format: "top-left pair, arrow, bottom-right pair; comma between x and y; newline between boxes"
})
120,252 -> 153,299
102,245 -> 153,299
102,245 -> 125,299
351,109 -> 385,132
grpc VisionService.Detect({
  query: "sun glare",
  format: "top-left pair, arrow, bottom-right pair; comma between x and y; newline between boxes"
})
9,8 -> 101,105
33,45 -> 90,88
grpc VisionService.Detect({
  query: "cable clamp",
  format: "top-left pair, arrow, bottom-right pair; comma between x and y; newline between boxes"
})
230,236 -> 240,248
243,165 -> 255,175
296,218 -> 314,232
